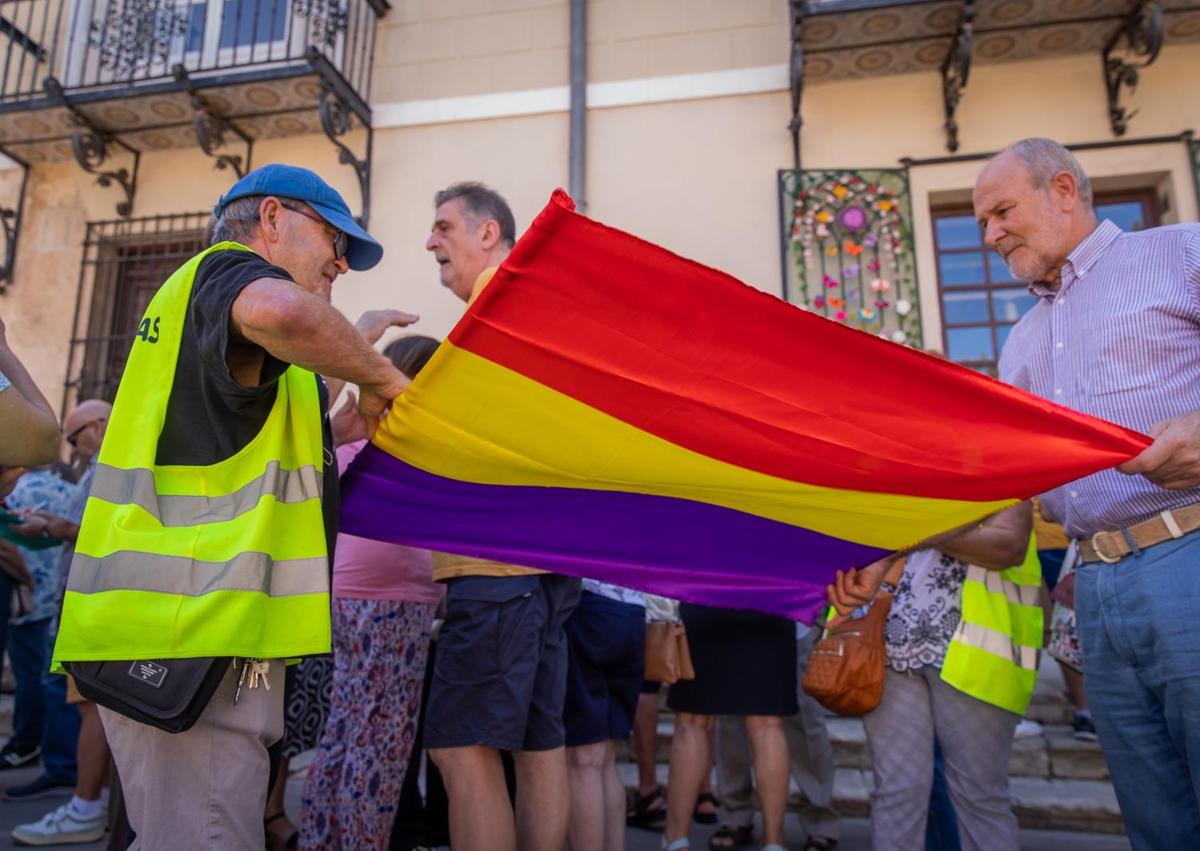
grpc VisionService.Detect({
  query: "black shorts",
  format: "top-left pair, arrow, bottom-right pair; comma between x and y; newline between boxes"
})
424,573 -> 582,752
563,591 -> 645,747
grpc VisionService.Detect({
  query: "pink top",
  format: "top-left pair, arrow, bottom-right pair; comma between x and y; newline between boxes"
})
333,441 -> 444,604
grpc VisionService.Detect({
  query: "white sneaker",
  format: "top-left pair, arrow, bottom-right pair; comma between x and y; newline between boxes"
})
1014,718 -> 1043,739
11,800 -> 107,846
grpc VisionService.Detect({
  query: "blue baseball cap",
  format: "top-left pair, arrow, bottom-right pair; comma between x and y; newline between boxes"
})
213,164 -> 383,271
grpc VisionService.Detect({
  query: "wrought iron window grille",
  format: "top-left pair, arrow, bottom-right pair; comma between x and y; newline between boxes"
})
778,168 -> 923,349
62,211 -> 209,413
0,148 -> 30,291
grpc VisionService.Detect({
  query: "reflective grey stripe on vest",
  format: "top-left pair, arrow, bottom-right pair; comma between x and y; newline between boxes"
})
89,461 -> 322,527
952,620 -> 1038,671
68,552 -> 328,597
967,565 -> 1040,608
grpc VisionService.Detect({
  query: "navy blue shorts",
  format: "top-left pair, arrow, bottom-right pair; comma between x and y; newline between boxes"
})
563,591 -> 645,747
424,573 -> 582,752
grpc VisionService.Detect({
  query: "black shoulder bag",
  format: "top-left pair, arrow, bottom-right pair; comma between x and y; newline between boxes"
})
64,657 -> 231,734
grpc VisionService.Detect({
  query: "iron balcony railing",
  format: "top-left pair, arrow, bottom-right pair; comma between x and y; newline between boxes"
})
0,0 -> 386,106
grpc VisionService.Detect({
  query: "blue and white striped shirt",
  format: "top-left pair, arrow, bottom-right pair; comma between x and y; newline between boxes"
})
998,219 -> 1200,537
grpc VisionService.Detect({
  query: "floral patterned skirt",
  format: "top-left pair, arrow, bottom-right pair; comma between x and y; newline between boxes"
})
299,597 -> 437,851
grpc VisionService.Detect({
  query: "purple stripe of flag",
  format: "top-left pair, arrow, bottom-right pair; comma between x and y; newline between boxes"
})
339,444 -> 889,623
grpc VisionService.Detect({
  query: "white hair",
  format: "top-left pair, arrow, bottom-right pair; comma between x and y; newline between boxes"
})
1002,137 -> 1093,209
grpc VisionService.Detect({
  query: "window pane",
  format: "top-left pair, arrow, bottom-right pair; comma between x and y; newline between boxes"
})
938,253 -> 986,286
996,323 -> 1015,352
220,0 -> 288,48
946,326 -> 994,362
988,252 -> 1015,283
935,215 -> 981,249
1095,201 -> 1147,233
187,4 -> 206,52
992,288 -> 1036,323
941,290 -> 990,324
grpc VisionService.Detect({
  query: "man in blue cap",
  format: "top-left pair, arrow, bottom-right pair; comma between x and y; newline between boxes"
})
53,164 -> 415,850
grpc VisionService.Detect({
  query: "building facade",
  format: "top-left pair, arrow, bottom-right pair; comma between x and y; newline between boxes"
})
0,0 -> 1197,409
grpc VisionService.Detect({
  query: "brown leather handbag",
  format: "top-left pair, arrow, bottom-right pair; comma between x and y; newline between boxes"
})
643,621 -> 695,684
802,591 -> 892,716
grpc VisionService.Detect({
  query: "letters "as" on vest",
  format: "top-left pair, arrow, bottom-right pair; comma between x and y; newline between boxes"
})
136,317 -> 161,344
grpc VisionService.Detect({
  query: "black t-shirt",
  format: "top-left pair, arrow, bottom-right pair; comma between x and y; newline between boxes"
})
156,249 -> 339,557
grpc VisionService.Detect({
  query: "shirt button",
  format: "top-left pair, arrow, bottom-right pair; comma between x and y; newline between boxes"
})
1056,342 -> 1064,349
1070,490 -> 1079,498
1054,388 -> 1063,395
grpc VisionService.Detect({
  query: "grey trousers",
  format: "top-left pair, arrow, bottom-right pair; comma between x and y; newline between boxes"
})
715,633 -> 840,840
100,659 -> 285,851
862,666 -> 1019,851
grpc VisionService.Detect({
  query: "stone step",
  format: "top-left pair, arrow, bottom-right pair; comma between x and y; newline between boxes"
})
616,763 -> 1124,835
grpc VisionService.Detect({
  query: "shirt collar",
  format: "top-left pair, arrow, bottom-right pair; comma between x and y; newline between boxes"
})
1025,219 -> 1122,300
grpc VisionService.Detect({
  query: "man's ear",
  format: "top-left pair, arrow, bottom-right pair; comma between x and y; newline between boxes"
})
479,218 -> 500,251
1048,170 -> 1079,212
258,197 -> 284,245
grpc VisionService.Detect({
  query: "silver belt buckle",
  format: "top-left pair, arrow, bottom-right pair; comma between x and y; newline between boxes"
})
1090,531 -> 1123,564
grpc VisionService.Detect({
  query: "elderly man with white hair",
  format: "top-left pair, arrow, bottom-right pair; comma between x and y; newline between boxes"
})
975,137 -> 1200,849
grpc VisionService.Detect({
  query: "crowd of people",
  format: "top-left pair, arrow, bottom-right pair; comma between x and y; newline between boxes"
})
0,136 -> 1196,851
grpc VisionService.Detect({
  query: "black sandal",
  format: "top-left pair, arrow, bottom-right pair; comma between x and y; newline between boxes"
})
692,791 -> 720,825
626,784 -> 667,829
708,823 -> 754,851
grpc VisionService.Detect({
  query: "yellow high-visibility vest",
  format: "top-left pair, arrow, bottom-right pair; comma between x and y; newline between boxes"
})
52,242 -> 330,667
940,536 -> 1043,715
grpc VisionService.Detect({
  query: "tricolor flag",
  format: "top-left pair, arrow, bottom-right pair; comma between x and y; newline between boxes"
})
339,190 -> 1147,623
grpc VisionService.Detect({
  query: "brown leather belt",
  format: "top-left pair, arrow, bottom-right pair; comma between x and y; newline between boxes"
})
1077,503 -> 1200,564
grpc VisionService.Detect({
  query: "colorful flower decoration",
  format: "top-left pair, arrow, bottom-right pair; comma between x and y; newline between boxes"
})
815,210 -> 833,223
825,246 -> 839,256
843,241 -> 864,256
890,329 -> 907,344
843,263 -> 860,278
869,278 -> 891,293
875,299 -> 890,309
816,224 -> 829,238
878,200 -> 893,212
863,234 -> 878,249
833,185 -> 849,198
895,299 -> 912,316
837,205 -> 868,232
858,308 -> 877,321
835,310 -> 847,321
823,274 -> 839,288
812,296 -> 826,309
868,259 -> 882,272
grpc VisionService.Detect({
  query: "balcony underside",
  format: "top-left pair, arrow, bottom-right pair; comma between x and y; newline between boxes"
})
0,63 -> 366,164
802,0 -> 1200,82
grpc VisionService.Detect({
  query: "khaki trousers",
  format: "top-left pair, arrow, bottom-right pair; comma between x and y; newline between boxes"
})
99,659 -> 285,851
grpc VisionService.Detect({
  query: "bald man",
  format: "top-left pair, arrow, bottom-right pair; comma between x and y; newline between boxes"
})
5,399 -> 114,845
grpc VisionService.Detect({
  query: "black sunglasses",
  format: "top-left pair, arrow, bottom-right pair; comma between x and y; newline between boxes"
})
279,201 -> 348,262
66,418 -> 105,448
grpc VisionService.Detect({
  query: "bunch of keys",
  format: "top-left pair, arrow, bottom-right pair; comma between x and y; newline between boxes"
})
233,658 -> 271,704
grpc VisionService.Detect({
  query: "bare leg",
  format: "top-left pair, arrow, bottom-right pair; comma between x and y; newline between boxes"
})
567,741 -> 626,851
75,702 -> 110,802
430,745 -> 515,851
264,755 -> 293,846
601,742 -> 626,851
1062,665 -> 1089,711
745,715 -> 789,847
632,691 -> 660,796
514,747 -> 570,851
664,712 -> 714,846
568,742 -> 607,851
